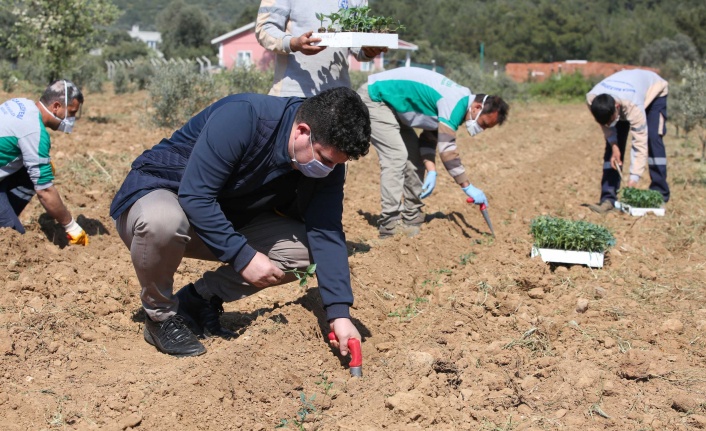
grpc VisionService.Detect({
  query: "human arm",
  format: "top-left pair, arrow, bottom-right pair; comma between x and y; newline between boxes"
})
255,1 -> 325,55
623,102 -> 649,184
177,102 -> 259,273
35,186 -> 88,244
303,165 -> 354,321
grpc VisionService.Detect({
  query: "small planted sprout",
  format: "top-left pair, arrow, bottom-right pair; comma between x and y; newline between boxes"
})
284,263 -> 317,287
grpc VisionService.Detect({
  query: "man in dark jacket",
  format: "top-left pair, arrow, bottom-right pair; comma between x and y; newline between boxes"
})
110,87 -> 371,357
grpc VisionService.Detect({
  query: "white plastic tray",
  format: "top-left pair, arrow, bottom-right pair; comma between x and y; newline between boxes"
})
311,32 -> 398,48
531,247 -> 605,268
614,201 -> 665,217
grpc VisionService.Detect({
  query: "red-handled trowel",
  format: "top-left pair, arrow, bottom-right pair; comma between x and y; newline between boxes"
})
328,332 -> 362,377
466,197 -> 495,237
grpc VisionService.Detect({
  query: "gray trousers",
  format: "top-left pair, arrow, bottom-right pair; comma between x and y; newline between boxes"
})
116,189 -> 311,321
357,84 -> 425,228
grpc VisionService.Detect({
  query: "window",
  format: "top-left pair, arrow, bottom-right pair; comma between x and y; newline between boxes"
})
237,51 -> 252,68
360,61 -> 372,72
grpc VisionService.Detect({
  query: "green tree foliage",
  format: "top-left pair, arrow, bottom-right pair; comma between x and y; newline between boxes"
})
111,0 -> 258,30
156,0 -> 215,59
671,63 -> 706,159
639,34 -> 700,80
4,0 -> 119,82
101,31 -> 151,61
369,0 -> 700,68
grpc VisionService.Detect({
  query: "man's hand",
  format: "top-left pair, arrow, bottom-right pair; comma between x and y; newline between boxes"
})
610,144 -> 622,174
290,31 -> 327,55
362,46 -> 388,58
462,184 -> 487,206
241,252 -> 285,288
328,318 -> 361,357
63,218 -> 88,246
420,171 -> 437,199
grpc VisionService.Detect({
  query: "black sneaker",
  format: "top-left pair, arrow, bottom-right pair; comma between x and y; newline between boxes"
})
143,314 -> 206,357
175,284 -> 236,339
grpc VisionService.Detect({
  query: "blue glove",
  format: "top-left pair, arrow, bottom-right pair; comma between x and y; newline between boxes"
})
462,184 -> 487,206
420,171 -> 437,199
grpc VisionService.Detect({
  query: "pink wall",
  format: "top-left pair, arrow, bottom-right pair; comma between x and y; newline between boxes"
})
219,30 -> 383,72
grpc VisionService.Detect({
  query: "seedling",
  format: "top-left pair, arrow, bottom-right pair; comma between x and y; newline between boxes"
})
620,187 -> 663,207
276,392 -> 317,430
284,263 -> 317,287
530,216 -> 615,253
314,7 -> 403,34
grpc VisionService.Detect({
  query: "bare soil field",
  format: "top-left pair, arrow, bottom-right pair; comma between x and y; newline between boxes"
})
1,87 -> 705,431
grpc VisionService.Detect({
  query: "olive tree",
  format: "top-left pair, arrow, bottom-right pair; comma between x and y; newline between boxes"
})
673,63 -> 706,160
5,0 -> 119,82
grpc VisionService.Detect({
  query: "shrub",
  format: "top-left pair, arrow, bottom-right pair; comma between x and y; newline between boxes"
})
217,65 -> 273,96
16,53 -> 52,87
148,64 -> 217,129
112,66 -> 131,94
527,72 -> 598,102
530,216 -> 615,253
620,187 -> 664,208
0,60 -> 18,93
68,56 -> 106,94
130,59 -> 155,90
349,71 -> 370,94
447,61 -> 522,101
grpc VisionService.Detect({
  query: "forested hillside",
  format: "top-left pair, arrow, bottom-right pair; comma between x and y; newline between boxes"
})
110,0 -> 704,66
112,0 -> 259,30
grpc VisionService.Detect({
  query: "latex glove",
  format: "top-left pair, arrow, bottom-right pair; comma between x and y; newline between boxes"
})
63,218 -> 89,246
462,184 -> 487,206
420,171 -> 437,199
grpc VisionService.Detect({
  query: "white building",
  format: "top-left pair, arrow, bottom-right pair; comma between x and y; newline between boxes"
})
128,25 -> 162,50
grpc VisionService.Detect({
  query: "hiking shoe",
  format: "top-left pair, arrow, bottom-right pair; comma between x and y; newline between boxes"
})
379,220 -> 421,239
587,200 -> 615,214
144,314 -> 206,357
175,283 -> 236,339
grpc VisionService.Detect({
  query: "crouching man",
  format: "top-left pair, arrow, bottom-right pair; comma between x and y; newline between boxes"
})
110,87 -> 371,357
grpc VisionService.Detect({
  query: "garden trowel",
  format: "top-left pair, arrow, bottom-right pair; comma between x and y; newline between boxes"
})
328,332 -> 362,377
466,197 -> 496,237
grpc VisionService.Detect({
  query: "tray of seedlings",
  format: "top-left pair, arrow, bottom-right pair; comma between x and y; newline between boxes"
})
530,216 -> 615,268
614,187 -> 665,216
312,7 -> 403,48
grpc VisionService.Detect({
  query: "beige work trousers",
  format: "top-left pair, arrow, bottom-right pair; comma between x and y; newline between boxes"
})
357,83 -> 425,228
115,189 -> 311,321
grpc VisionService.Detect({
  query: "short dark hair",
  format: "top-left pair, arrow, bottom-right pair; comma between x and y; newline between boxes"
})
590,94 -> 616,125
476,94 -> 509,126
296,87 -> 371,160
39,80 -> 84,106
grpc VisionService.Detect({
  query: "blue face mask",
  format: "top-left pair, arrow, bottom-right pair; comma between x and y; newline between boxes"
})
292,133 -> 334,178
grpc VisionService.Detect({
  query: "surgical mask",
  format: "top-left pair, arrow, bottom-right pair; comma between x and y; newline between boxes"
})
466,94 -> 488,137
292,133 -> 334,178
40,80 -> 76,134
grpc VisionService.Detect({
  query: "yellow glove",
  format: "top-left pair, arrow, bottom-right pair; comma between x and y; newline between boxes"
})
63,218 -> 89,246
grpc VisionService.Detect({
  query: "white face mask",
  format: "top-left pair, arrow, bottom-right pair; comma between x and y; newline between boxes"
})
466,95 -> 488,137
608,116 -> 619,128
292,133 -> 334,178
40,80 -> 76,134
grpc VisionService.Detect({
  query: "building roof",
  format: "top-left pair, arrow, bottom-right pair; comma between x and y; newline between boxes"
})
211,22 -> 256,45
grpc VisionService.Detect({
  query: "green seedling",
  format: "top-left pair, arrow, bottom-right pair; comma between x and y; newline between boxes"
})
459,252 -> 476,265
530,216 -> 615,252
315,12 -> 327,31
284,263 -> 317,287
620,187 -> 664,208
276,392 -> 317,430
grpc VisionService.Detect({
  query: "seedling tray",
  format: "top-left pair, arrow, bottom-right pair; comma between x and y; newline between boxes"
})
531,247 -> 605,268
312,32 -> 398,48
614,202 -> 665,217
